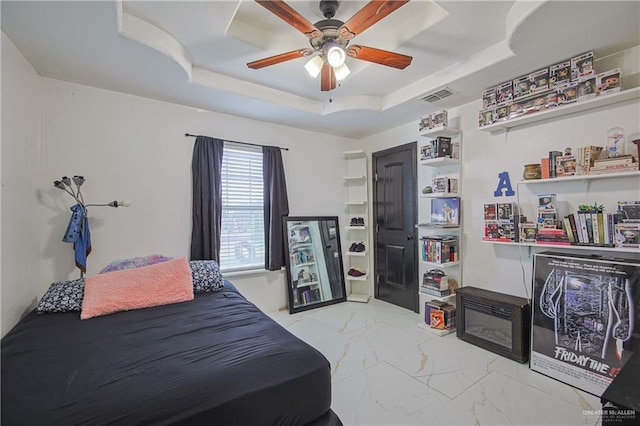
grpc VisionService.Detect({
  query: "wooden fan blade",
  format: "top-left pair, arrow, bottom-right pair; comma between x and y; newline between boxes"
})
256,0 -> 322,39
247,48 -> 313,69
347,45 -> 412,69
338,0 -> 409,39
321,63 -> 336,92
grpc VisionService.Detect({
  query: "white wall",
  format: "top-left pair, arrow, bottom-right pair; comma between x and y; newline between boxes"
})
362,94 -> 640,301
39,78 -> 352,313
1,32 -> 43,336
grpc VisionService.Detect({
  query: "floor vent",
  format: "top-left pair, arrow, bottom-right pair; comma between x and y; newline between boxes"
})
420,87 -> 454,103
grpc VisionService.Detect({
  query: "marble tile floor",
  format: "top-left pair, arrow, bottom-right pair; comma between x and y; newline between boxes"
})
267,298 -> 602,426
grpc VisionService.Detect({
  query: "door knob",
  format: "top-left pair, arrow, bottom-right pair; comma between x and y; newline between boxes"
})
406,236 -> 414,241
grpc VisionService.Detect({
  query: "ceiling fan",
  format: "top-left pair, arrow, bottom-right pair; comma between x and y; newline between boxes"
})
247,0 -> 413,91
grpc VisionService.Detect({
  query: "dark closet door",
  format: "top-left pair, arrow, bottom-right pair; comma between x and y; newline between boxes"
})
372,142 -> 418,312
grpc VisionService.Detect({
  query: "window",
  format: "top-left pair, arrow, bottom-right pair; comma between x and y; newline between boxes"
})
219,143 -> 265,272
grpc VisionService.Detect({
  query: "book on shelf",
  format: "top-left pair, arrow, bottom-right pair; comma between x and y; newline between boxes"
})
420,287 -> 451,297
548,151 -> 563,178
593,154 -> 635,166
589,162 -> 638,174
578,145 -> 604,173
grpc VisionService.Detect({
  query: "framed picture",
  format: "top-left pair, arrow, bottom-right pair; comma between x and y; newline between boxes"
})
430,197 -> 460,225
530,252 -> 640,396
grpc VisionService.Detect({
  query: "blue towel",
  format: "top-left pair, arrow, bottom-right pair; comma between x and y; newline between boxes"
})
63,204 -> 91,273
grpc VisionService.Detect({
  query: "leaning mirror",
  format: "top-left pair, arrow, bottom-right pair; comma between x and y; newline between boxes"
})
283,216 -> 347,313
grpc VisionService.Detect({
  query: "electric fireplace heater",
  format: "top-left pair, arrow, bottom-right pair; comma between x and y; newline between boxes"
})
456,287 -> 531,363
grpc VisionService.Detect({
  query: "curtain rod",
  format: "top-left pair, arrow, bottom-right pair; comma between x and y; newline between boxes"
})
184,133 -> 289,151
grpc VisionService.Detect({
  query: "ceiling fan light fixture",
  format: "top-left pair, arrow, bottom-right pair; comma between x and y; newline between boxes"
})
304,56 -> 324,78
334,63 -> 350,81
326,45 -> 346,67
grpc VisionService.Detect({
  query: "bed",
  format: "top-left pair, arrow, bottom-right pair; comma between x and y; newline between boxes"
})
1,270 -> 341,425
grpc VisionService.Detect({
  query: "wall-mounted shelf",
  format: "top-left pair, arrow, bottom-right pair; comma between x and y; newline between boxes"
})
419,157 -> 459,167
343,150 -> 366,159
482,239 -> 639,254
517,170 -> 640,185
479,87 -> 640,133
420,192 -> 459,198
343,175 -> 367,181
344,201 -> 367,206
417,223 -> 460,229
420,260 -> 461,268
345,226 -> 367,231
346,274 -> 368,281
419,125 -> 462,138
346,251 -> 367,257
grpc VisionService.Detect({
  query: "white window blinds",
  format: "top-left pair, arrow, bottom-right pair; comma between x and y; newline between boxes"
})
219,143 -> 265,271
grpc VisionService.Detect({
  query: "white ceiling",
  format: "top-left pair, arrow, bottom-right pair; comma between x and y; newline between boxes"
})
2,1 -> 639,139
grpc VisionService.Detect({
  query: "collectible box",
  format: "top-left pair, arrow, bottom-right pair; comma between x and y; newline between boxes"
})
571,51 -> 595,80
614,223 -> 640,247
478,109 -> 495,127
545,91 -> 559,109
418,114 -> 431,132
484,203 -> 497,220
577,75 -> 597,102
495,105 -> 509,121
529,68 -> 549,94
431,197 -> 460,225
432,176 -> 458,194
482,87 -> 497,109
556,155 -> 577,176
496,81 -> 513,106
531,252 -> 640,396
434,136 -> 452,158
513,75 -> 532,99
508,101 -> 525,119
519,222 -> 537,242
499,222 -> 515,241
497,202 -> 516,220
617,200 -> 640,221
549,60 -> 571,86
430,110 -> 448,128
522,91 -> 549,115
556,81 -> 578,105
484,220 -> 501,239
420,144 -> 433,160
596,68 -> 621,96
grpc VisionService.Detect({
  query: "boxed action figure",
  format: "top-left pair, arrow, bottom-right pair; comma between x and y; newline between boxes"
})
513,75 -> 532,100
496,81 -> 514,106
549,60 -> 571,86
577,75 -> 597,102
529,68 -> 549,94
571,51 -> 595,80
556,81 -> 578,105
482,87 -> 497,109
479,109 -> 495,127
596,68 -> 621,96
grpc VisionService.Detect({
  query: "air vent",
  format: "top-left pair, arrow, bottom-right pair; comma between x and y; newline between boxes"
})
420,87 -> 454,103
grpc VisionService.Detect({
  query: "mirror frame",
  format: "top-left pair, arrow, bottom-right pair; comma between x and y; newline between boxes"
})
282,216 -> 347,314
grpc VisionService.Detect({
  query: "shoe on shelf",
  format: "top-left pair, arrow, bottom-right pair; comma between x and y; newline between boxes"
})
350,217 -> 359,226
347,268 -> 366,277
354,242 -> 366,252
357,217 -> 365,226
349,242 -> 359,252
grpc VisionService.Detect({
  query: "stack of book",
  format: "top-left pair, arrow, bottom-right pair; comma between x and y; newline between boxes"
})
421,269 -> 450,297
536,228 -> 571,245
590,155 -> 638,175
424,300 -> 456,330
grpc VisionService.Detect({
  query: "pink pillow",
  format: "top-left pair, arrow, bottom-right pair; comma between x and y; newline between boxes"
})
81,257 -> 194,320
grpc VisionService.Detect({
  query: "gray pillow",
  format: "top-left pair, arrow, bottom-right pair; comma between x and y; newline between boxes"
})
36,279 -> 85,314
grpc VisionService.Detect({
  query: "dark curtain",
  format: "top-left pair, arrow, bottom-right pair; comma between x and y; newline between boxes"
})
263,146 -> 289,271
190,136 -> 224,261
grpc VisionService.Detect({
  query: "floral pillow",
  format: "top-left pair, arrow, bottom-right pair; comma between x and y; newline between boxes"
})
189,260 -> 224,293
36,279 -> 85,314
99,254 -> 173,274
